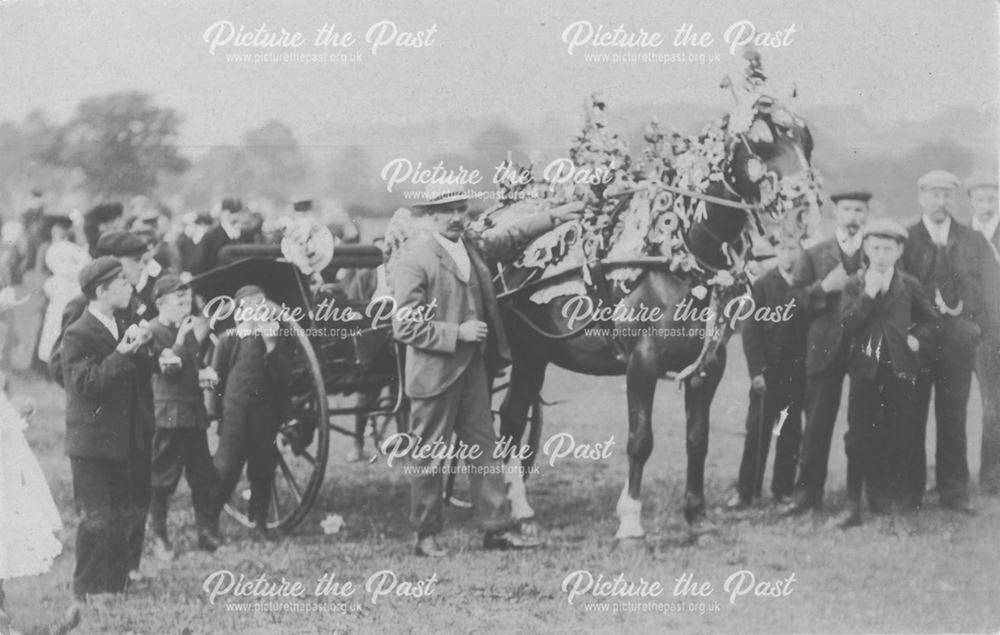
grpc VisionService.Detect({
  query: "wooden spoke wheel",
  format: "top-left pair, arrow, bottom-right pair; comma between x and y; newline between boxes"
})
205,318 -> 330,533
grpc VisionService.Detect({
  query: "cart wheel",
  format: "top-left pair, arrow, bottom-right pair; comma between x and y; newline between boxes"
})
206,318 -> 330,533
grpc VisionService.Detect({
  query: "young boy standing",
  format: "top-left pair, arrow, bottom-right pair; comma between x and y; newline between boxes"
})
730,230 -> 807,509
210,285 -> 291,538
838,218 -> 938,528
147,274 -> 219,556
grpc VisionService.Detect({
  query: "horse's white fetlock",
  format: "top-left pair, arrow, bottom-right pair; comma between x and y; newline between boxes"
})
615,484 -> 645,539
505,461 -> 536,520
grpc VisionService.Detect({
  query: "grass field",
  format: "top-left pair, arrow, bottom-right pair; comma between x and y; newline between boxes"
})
4,336 -> 999,634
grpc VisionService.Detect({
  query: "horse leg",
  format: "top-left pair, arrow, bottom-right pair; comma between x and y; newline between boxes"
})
499,354 -> 547,522
683,348 -> 726,525
616,339 -> 657,541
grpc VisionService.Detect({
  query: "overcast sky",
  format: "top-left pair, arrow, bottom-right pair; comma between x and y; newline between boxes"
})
0,0 -> 996,149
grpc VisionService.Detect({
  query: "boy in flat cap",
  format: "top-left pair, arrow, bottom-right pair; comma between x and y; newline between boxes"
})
784,190 -> 870,515
838,219 -> 938,527
209,285 -> 292,538
147,274 -> 219,557
966,172 -> 1000,494
51,229 -> 158,580
899,170 -> 998,513
729,228 -> 807,509
62,257 -> 153,600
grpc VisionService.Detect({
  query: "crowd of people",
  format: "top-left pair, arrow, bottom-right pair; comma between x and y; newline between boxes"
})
0,195 -> 364,634
730,170 -> 1000,528
0,169 -> 997,632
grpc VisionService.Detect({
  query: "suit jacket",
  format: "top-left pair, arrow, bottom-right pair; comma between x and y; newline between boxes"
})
841,268 -> 938,382
792,237 -> 864,375
900,216 -> 995,350
196,224 -> 247,274
210,329 -> 293,418
977,222 -> 1000,344
176,233 -> 201,275
149,321 -> 208,429
50,291 -> 153,386
742,267 -> 807,380
62,310 -> 155,460
392,212 -> 557,398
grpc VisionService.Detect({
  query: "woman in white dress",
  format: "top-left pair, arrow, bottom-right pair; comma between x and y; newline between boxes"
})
0,287 -> 68,635
36,221 -> 89,365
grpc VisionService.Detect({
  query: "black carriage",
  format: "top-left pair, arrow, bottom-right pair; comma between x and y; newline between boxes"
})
189,243 -> 543,533
189,243 -> 405,532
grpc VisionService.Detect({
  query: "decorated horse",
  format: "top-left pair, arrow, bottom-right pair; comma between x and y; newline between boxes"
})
477,51 -> 822,544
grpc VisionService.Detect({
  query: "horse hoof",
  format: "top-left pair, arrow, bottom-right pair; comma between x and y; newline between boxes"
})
613,537 -> 648,553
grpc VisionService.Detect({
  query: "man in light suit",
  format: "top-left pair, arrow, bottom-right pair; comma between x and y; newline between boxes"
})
392,185 -> 582,557
966,172 -> 1000,495
784,191 -> 870,514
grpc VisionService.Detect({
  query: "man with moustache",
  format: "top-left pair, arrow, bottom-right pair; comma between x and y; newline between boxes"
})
783,191 -> 870,515
392,183 -> 582,557
900,170 -> 997,513
965,172 -> 1000,494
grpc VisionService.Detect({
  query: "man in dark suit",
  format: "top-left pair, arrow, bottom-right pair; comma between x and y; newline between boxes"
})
966,172 -> 1000,495
838,219 -> 938,527
729,230 -> 807,509
784,191 -> 870,514
900,170 -> 997,513
392,184 -> 582,556
194,198 -> 250,274
62,257 -> 154,600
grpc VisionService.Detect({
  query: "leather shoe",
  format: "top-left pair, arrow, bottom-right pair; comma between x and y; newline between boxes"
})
941,500 -> 976,516
725,492 -> 750,511
197,529 -> 221,552
54,601 -> 82,635
834,506 -> 862,530
780,500 -> 816,517
483,529 -> 543,551
414,534 -> 448,558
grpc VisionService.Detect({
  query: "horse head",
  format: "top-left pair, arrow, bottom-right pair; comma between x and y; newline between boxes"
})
682,58 -> 821,270
725,94 -> 821,232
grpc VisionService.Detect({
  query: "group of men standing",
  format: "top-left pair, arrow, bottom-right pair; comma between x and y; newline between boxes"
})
733,169 -> 1000,526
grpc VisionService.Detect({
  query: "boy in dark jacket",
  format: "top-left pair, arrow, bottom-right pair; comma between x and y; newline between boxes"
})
62,257 -> 153,599
838,218 -> 938,527
210,285 -> 291,538
730,230 -> 808,509
147,274 -> 219,557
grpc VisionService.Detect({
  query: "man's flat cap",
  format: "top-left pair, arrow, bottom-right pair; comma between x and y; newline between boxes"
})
964,171 -> 998,192
917,170 -> 960,191
79,256 -> 123,295
152,274 -> 187,301
830,191 -> 872,204
863,217 -> 908,243
95,231 -> 148,257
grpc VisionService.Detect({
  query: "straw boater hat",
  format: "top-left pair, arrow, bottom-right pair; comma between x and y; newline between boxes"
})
409,182 -> 471,210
